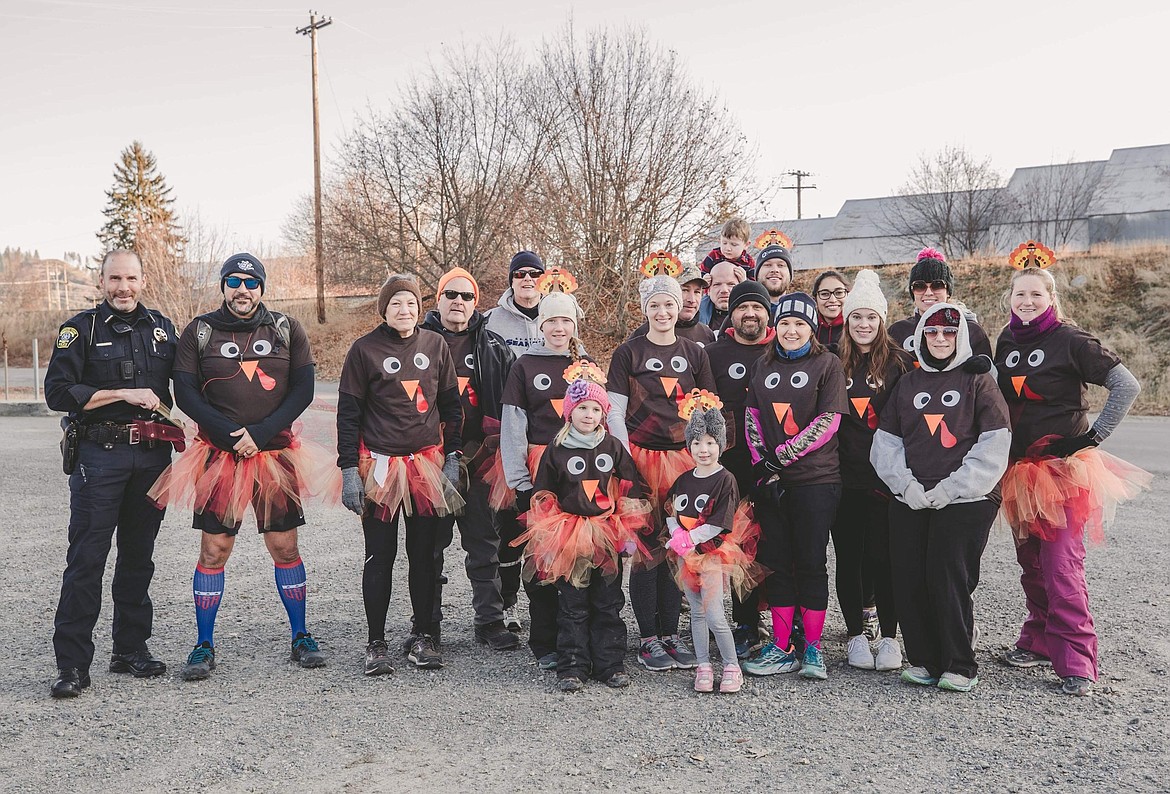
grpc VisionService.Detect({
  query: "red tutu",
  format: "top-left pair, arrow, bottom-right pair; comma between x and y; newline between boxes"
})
630,445 -> 695,510
480,443 -> 546,511
148,428 -> 340,532
669,499 -> 767,602
1001,442 -> 1152,544
511,482 -> 652,587
358,445 -> 465,521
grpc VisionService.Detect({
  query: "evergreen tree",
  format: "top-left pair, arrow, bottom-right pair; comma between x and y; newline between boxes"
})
96,140 -> 184,258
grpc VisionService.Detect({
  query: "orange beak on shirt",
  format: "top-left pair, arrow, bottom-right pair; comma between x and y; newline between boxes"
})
402,380 -> 429,413
581,479 -> 599,502
772,402 -> 800,436
924,413 -> 958,448
238,360 -> 276,390
1011,375 -> 1044,401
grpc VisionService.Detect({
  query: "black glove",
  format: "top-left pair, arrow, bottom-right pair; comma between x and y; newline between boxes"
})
515,488 -> 533,514
1042,433 -> 1099,458
962,354 -> 993,374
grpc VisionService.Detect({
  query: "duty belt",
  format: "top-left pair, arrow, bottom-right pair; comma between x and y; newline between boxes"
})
81,422 -> 150,445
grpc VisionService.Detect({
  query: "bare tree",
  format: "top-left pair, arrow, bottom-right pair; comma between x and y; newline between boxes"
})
530,24 -> 753,334
883,145 -> 1008,257
137,210 -> 228,327
1005,158 -> 1109,248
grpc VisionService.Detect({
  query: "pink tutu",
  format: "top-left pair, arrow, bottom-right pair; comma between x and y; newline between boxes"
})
480,443 -> 545,511
669,499 -> 767,601
358,444 -> 465,521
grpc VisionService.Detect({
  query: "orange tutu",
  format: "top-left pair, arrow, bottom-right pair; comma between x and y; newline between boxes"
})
148,429 -> 340,532
1001,444 -> 1152,544
511,483 -> 652,587
480,443 -> 545,511
669,499 -> 767,601
630,445 -> 695,510
358,445 -> 465,521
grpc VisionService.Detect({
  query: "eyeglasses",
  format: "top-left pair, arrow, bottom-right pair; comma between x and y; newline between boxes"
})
225,276 -> 261,290
911,280 -> 948,294
512,269 -> 542,280
922,327 -> 958,337
441,289 -> 476,302
816,288 -> 848,300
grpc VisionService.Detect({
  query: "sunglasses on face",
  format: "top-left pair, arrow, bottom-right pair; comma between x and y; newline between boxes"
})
225,276 -> 261,290
512,269 -> 542,280
922,327 -> 958,337
441,289 -> 476,302
816,288 -> 848,300
911,280 -> 948,294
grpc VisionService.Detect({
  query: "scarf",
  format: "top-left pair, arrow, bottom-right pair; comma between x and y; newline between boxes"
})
1009,305 -> 1061,344
776,339 -> 812,360
203,301 -> 275,333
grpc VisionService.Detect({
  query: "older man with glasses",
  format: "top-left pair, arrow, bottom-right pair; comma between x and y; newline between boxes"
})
485,251 -> 546,357
887,248 -> 993,359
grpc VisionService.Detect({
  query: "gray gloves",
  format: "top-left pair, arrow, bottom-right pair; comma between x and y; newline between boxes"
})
342,466 -> 365,515
442,454 -> 461,489
924,482 -> 954,510
903,481 -> 934,511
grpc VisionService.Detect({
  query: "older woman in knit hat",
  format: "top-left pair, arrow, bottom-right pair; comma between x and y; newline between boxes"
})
606,275 -> 717,672
833,270 -> 915,673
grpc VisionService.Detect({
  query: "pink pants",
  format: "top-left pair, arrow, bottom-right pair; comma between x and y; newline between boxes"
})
1014,512 -> 1097,680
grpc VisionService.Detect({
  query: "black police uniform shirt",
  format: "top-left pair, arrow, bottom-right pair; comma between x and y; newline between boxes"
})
879,367 -> 1010,494
706,329 -> 771,453
745,349 -> 848,487
666,468 -> 739,552
994,324 -> 1120,458
502,353 -> 596,447
338,326 -> 458,457
838,349 -> 914,492
45,301 -> 176,422
532,434 -> 645,518
174,315 -> 313,429
889,314 -> 993,360
607,335 -> 717,450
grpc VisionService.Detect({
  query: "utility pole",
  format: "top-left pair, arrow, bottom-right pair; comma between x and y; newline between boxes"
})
781,170 -> 817,220
296,11 -> 332,324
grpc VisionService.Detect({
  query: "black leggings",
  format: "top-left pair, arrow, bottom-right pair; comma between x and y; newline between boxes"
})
362,504 -> 453,642
831,488 -> 897,638
629,563 -> 682,639
756,483 -> 841,610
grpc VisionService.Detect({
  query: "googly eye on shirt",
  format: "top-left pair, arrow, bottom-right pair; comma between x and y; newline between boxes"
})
594,453 -> 613,472
219,341 -> 240,358
673,493 -> 689,512
728,362 -> 747,380
383,356 -> 402,374
1005,350 -> 1021,368
533,373 -> 552,391
670,356 -> 688,373
464,353 -> 475,369
790,371 -> 809,389
913,391 -> 931,410
414,352 -> 431,370
941,390 -> 960,407
252,339 -> 272,356
1027,349 -> 1045,367
764,372 -> 782,389
646,357 -> 664,372
694,493 -> 710,511
846,377 -> 854,390
567,456 -> 587,475
903,336 -> 917,352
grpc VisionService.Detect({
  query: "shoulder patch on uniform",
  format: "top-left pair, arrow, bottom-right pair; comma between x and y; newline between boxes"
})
57,327 -> 79,349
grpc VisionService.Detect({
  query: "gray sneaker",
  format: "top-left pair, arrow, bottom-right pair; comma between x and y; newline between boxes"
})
638,639 -> 676,671
1002,647 -> 1051,668
1061,676 -> 1093,696
181,642 -> 216,681
407,634 -> 443,669
291,632 -> 326,668
364,640 -> 394,676
743,643 -> 801,676
503,605 -> 522,632
938,671 -> 979,692
662,636 -> 697,669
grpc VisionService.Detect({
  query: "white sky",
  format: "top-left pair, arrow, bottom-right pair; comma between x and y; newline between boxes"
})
3,0 -> 1168,261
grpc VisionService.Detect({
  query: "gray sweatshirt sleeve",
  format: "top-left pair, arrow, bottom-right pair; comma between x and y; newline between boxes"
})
935,427 -> 1011,500
688,522 -> 724,544
870,429 -> 915,496
606,391 -> 630,451
1091,364 -> 1141,442
501,404 -> 533,491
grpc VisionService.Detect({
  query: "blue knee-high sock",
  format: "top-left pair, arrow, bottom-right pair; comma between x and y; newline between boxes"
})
274,558 -> 308,638
193,565 -> 225,647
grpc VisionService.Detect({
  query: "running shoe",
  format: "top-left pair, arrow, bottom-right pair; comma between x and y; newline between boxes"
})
799,645 -> 828,680
291,632 -> 326,668
1061,676 -> 1093,696
719,665 -> 744,693
638,639 -> 675,671
364,640 -> 394,676
558,676 -> 585,693
537,652 -> 559,670
846,635 -> 875,670
181,642 -> 216,681
662,636 -> 698,669
503,605 -> 522,632
874,637 -> 904,671
900,666 -> 939,686
742,642 -> 801,676
1002,647 -> 1051,668
693,663 -> 714,692
407,635 -> 443,669
938,671 -> 979,692
604,671 -> 631,688
733,624 -> 756,660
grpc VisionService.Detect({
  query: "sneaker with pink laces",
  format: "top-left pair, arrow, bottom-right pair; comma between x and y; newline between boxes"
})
693,663 -> 714,692
719,664 -> 744,693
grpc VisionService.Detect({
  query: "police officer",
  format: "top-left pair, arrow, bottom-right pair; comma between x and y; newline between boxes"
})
44,249 -> 177,698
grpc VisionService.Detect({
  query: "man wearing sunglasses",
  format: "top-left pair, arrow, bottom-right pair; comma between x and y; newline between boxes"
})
888,248 -> 993,360
485,251 -> 546,357
161,253 -> 328,681
420,267 -> 520,651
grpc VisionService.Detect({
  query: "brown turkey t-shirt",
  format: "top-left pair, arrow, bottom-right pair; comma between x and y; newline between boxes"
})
443,331 -> 484,444
995,324 -> 1119,458
706,330 -> 771,452
532,434 -> 645,518
666,467 -> 739,553
174,314 -> 313,426
502,352 -> 593,446
838,349 -> 914,491
880,367 -> 1010,493
607,335 -> 716,450
338,325 -> 457,456
745,350 -> 848,487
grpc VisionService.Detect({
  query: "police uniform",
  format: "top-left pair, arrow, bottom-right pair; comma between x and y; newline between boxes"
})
44,301 -> 177,679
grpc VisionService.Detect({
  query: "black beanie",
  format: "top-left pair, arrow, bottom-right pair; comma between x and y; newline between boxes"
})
728,280 -> 771,313
756,245 -> 793,277
220,253 -> 266,294
774,291 -> 819,331
508,250 -> 545,276
908,250 -> 954,298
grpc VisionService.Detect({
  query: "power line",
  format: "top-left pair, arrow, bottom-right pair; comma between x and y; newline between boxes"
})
296,11 -> 332,325
781,170 -> 817,219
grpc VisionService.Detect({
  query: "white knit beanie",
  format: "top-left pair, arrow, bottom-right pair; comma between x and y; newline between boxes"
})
639,275 -> 684,316
537,291 -> 580,332
842,269 -> 888,324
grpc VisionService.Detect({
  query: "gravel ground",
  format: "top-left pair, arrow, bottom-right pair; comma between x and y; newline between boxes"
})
1,413 -> 1167,793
